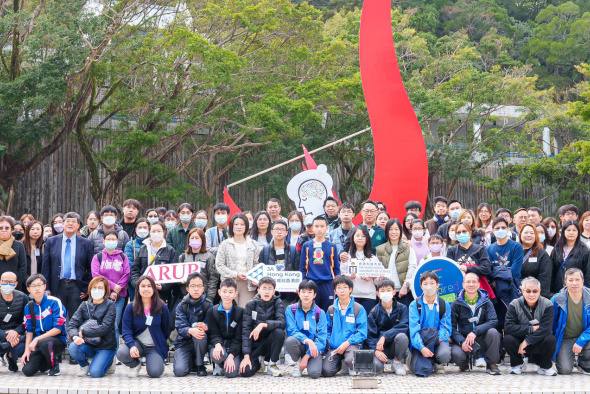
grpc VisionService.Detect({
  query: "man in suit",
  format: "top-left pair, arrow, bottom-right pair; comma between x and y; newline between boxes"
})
41,212 -> 94,322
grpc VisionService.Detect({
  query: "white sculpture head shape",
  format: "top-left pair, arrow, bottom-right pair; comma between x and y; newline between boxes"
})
287,164 -> 334,218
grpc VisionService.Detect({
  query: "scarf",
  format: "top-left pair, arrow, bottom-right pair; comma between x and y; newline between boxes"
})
434,214 -> 448,227
0,236 -> 16,261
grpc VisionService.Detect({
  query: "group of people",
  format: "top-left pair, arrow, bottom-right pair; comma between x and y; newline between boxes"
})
0,195 -> 588,379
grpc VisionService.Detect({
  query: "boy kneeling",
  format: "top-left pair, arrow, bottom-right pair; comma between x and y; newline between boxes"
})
240,276 -> 286,377
322,275 -> 368,377
285,280 -> 328,378
174,272 -> 213,377
208,279 -> 244,378
367,279 -> 409,375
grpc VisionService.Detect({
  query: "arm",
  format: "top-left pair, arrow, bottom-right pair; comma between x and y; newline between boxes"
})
124,241 -> 134,267
466,247 -> 491,277
504,302 -> 530,338
161,305 -> 171,339
315,310 -> 328,354
405,249 -> 418,285
382,306 -> 409,342
408,302 -> 424,350
333,246 -> 341,276
117,255 -> 131,290
130,248 -> 145,288
40,239 -> 51,285
450,304 -> 466,345
91,254 -> 100,279
511,243 -> 524,280
121,304 -> 136,349
347,305 -> 368,345
175,302 -> 191,340
538,251 -> 553,299
438,301 -> 452,343
286,307 -> 308,344
299,245 -> 308,279
265,298 -> 286,331
67,302 -> 85,339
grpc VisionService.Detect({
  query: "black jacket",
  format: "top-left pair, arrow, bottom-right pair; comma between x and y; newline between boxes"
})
0,290 -> 27,333
259,242 -> 299,272
174,294 -> 213,346
242,293 -> 285,355
366,300 -> 409,349
67,299 -> 118,350
504,296 -> 554,346
446,243 -> 491,278
521,247 -> 552,299
207,301 -> 244,357
550,245 -> 590,294
41,235 -> 94,295
450,289 -> 497,345
130,243 -> 178,289
0,241 -> 27,292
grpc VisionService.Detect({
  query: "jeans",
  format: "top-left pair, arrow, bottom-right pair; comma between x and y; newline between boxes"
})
374,333 -> 409,373
555,339 -> 590,374
22,337 -> 66,377
284,336 -> 323,379
114,297 -> 125,338
68,342 -> 116,378
173,335 -> 208,377
117,342 -> 164,378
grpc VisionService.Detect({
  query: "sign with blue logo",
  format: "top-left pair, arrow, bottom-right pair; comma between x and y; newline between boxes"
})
411,257 -> 464,302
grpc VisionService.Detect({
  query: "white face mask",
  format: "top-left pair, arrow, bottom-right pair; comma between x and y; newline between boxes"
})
249,221 -> 254,229
150,233 -> 163,243
1,283 -> 15,295
547,227 -> 557,237
90,288 -> 105,300
379,292 -> 394,303
423,285 -> 438,297
136,229 -> 149,239
103,216 -> 116,226
449,231 -> 457,241
215,215 -> 228,225
180,214 -> 192,224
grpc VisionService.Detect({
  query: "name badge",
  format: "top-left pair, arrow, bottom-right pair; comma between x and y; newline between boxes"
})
529,257 -> 538,263
230,321 -> 237,328
276,249 -> 285,255
41,309 -> 50,318
252,311 -> 257,320
345,316 -> 355,324
3,313 -> 12,322
303,320 -> 310,330
313,242 -> 322,248
468,317 -> 479,323
145,315 -> 153,326
529,319 -> 539,326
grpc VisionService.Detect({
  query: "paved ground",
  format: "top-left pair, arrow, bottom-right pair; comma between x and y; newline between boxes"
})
0,361 -> 589,394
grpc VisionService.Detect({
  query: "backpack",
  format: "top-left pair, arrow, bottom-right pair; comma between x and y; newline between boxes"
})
417,296 -> 446,320
290,303 -> 322,329
327,301 -> 362,322
95,252 -> 125,264
263,245 -> 297,267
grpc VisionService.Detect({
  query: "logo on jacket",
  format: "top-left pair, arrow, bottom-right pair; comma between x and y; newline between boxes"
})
313,248 -> 324,265
494,252 -> 510,266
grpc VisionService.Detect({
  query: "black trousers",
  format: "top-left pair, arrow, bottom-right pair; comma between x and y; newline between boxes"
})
503,334 -> 556,369
22,337 -> 66,377
241,329 -> 285,377
56,280 -> 83,322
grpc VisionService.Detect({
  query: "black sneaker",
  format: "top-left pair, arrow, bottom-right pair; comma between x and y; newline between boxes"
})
7,356 -> 18,372
196,365 -> 208,377
69,358 -> 78,365
487,363 -> 501,375
48,364 -> 61,376
459,364 -> 469,372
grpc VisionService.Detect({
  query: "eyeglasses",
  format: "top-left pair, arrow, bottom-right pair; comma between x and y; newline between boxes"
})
0,227 -> 11,231
335,286 -> 350,291
188,284 -> 205,289
28,284 -> 45,289
362,209 -> 378,214
272,228 -> 287,233
524,289 -> 539,294
1,281 -> 16,285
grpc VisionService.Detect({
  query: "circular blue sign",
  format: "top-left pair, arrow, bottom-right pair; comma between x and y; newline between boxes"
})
411,257 -> 465,302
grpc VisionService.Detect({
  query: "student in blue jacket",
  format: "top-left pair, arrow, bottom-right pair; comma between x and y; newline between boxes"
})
117,275 -> 170,378
299,217 -> 340,311
408,271 -> 452,375
285,280 -> 328,379
22,274 -> 67,377
321,275 -> 367,377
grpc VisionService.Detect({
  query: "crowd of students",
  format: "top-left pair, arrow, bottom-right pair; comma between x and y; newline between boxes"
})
0,195 -> 589,379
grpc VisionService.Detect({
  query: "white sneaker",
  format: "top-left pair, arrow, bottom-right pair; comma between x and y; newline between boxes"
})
392,360 -> 406,376
106,361 -> 116,375
510,364 -> 527,375
537,367 -> 557,376
77,364 -> 89,377
128,363 -> 141,378
267,362 -> 283,377
348,369 -> 357,376
434,364 -> 445,374
475,357 -> 486,368
213,364 -> 224,376
292,364 -> 303,377
284,353 -> 296,366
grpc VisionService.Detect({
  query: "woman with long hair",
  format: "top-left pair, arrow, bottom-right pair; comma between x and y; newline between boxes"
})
519,224 -> 552,299
24,220 -> 44,277
542,217 -> 560,251
249,211 -> 272,250
551,220 -> 590,294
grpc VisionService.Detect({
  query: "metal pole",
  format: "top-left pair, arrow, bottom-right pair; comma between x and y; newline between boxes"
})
226,127 -> 372,188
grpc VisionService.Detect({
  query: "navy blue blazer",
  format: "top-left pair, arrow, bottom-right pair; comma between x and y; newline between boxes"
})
40,235 -> 94,295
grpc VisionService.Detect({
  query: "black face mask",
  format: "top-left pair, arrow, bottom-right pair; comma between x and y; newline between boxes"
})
12,231 -> 24,241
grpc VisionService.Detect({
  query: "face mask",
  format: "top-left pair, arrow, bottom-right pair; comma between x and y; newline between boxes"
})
53,223 -> 64,233
165,221 -> 176,230
249,221 -> 254,229
150,233 -> 163,243
429,243 -> 443,253
147,217 -> 159,225
547,227 -> 557,237
104,240 -> 118,251
180,214 -> 192,224
379,292 -> 394,303
449,231 -> 457,241
1,283 -> 15,295
423,285 -> 438,297
12,231 -> 24,241
43,232 -> 52,240
457,233 -> 471,244
195,219 -> 207,228
90,288 -> 105,300
136,229 -> 149,239
449,209 -> 461,220
494,228 -> 508,240
289,222 -> 302,232
215,215 -> 228,225
412,230 -> 424,239
538,234 -> 546,243
103,216 -> 116,227
189,239 -> 202,250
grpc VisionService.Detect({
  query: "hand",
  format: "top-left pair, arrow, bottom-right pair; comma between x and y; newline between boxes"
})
195,322 -> 208,331
573,343 -> 583,354
28,338 -> 38,352
5,330 -> 19,347
459,265 -> 467,273
518,340 -> 528,355
239,355 -> 252,374
461,341 -> 472,352
156,284 -> 162,290
361,276 -> 372,281
340,252 -> 350,263
110,292 -> 118,301
44,290 -> 51,296
349,273 -> 356,280
130,346 -> 141,358
420,347 -> 434,358
74,336 -> 84,346
237,273 -> 247,280
335,341 -> 350,355
22,348 -> 31,365
213,344 -> 225,361
403,239 -> 412,247
80,292 -> 87,299
532,325 -> 540,332
249,323 -> 266,341
225,354 -> 235,374
377,276 -> 385,282
375,350 -> 388,363
299,354 -> 309,371
78,330 -> 84,338
376,336 -> 386,351
188,327 -> 205,340
399,285 -> 408,297
305,339 -> 319,358
465,332 -> 476,346
113,284 -> 122,293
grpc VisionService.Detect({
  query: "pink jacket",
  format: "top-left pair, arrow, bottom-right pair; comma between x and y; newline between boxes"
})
91,249 -> 131,297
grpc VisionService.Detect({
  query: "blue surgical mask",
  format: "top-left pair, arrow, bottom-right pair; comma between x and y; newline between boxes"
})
494,228 -> 508,240
104,240 -> 118,251
180,214 -> 192,224
449,209 -> 461,220
457,232 -> 471,244
289,222 -> 302,232
195,219 -> 207,228
147,217 -> 159,225
165,221 -> 176,230
538,234 -> 546,243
